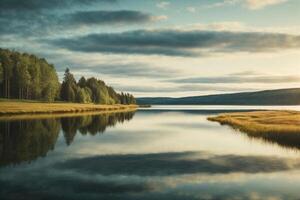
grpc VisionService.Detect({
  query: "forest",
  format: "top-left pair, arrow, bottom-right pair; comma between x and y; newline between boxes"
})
0,48 -> 135,104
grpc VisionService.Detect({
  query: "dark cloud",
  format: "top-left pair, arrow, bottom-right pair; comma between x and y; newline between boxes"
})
49,30 -> 300,56
170,75 -> 300,84
66,10 -> 157,25
0,10 -> 161,37
0,0 -> 115,12
0,12 -> 53,36
0,1 -> 159,37
0,0 -> 118,36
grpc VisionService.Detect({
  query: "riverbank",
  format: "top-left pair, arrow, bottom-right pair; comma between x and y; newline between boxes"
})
0,100 -> 138,116
208,110 -> 300,134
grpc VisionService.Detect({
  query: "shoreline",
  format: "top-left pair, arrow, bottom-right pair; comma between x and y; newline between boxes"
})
0,109 -> 137,121
0,101 -> 138,116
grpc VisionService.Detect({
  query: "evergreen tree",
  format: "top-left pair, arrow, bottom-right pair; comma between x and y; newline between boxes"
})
78,76 -> 87,88
60,68 -> 78,102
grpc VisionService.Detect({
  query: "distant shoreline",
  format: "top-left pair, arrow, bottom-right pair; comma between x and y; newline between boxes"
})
0,100 -> 138,116
137,88 -> 300,105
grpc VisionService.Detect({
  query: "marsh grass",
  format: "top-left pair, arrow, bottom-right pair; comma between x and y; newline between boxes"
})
208,111 -> 300,134
208,111 -> 300,149
0,100 -> 137,116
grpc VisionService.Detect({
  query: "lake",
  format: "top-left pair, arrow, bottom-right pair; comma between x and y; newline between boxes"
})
1,105 -> 300,200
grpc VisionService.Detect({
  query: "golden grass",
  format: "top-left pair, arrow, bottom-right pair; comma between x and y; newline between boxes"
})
0,101 -> 138,116
208,110 -> 300,134
0,109 -> 137,121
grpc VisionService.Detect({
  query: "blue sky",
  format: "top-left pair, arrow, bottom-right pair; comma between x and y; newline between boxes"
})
1,0 -> 300,97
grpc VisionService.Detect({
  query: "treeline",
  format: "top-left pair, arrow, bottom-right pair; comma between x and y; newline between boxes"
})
0,48 -> 136,104
60,68 -> 135,104
0,49 -> 59,101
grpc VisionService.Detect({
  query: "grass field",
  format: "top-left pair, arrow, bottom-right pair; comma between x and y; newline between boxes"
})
0,100 -> 138,116
208,110 -> 300,134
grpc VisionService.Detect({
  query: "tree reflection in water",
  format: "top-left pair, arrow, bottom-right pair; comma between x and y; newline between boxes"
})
0,111 -> 135,167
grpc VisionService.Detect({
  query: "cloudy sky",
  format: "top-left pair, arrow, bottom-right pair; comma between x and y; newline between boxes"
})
1,0 -> 300,97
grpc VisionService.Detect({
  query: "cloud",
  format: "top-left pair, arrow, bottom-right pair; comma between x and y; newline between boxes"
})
171,74 -> 300,84
64,63 -> 179,78
50,29 -> 300,57
246,0 -> 288,9
0,1 -> 167,38
115,84 -> 254,93
206,0 -> 289,10
229,70 -> 261,76
0,10 -> 165,37
186,21 -> 247,32
184,21 -> 300,35
186,7 -> 196,13
206,0 -> 241,8
66,10 -> 165,26
156,1 -> 170,9
0,0 -> 116,11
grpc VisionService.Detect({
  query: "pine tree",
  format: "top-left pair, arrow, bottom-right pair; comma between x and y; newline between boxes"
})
78,77 -> 87,88
60,68 -> 78,102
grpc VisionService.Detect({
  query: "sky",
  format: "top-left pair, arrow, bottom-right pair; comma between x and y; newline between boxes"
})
0,0 -> 300,97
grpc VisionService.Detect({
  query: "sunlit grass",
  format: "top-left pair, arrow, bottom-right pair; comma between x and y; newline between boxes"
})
0,100 -> 137,115
208,111 -> 300,134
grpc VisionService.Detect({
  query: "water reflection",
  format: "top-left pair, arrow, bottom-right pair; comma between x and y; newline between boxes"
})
0,112 -> 135,166
240,131 -> 300,151
1,151 -> 300,200
144,109 -> 300,151
0,118 -> 60,167
216,122 -> 300,151
55,151 -> 300,176
61,112 -> 135,145
1,107 -> 300,200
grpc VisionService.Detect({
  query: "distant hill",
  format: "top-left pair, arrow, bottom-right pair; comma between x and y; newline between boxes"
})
137,88 -> 300,105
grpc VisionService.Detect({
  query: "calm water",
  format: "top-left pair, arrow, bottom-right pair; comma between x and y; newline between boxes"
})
1,105 -> 300,200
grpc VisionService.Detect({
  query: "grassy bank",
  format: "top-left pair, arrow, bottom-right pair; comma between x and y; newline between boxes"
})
0,100 -> 138,115
0,109 -> 137,121
208,110 -> 300,134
